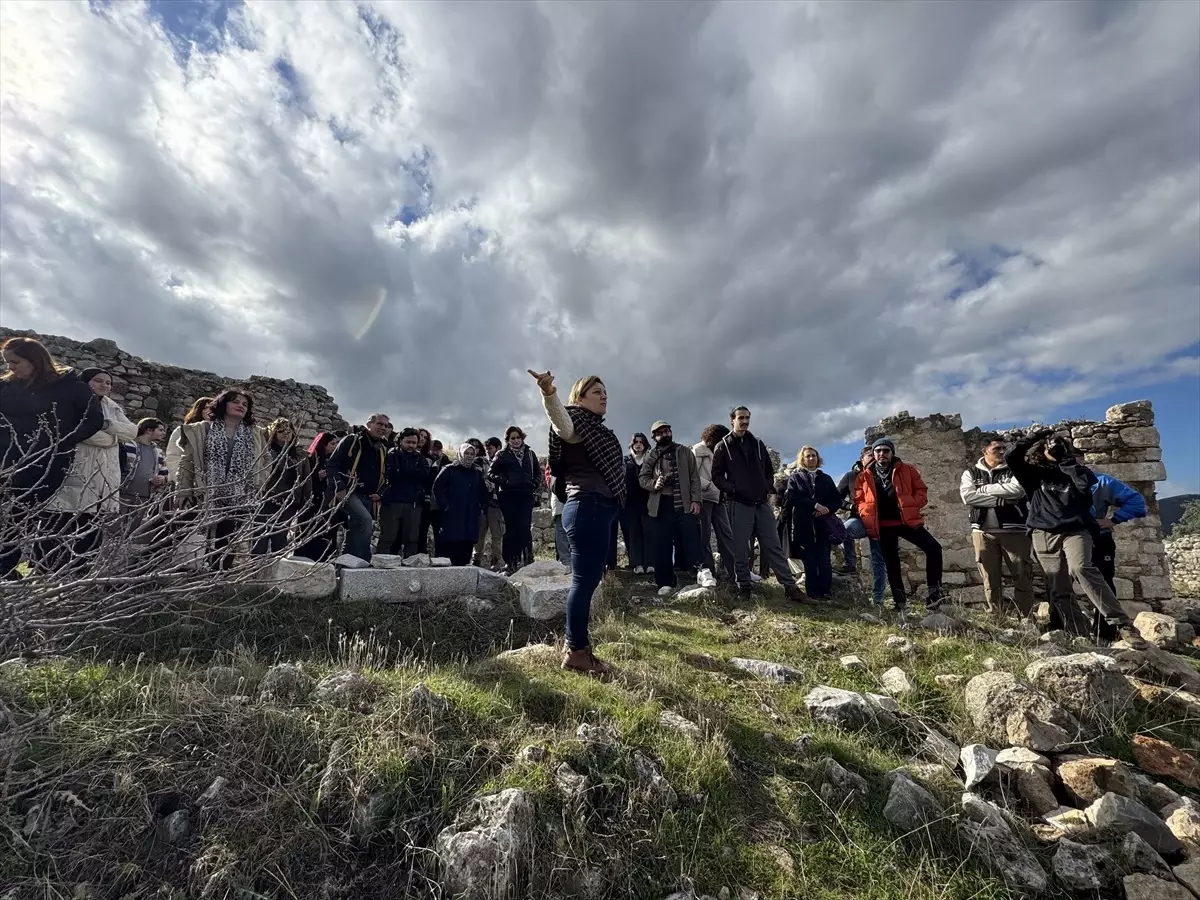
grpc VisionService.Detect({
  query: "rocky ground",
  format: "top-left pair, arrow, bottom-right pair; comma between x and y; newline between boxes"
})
1,572 -> 1197,900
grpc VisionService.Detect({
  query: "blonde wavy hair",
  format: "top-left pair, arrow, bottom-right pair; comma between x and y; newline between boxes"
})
569,375 -> 605,405
267,417 -> 296,447
795,445 -> 823,467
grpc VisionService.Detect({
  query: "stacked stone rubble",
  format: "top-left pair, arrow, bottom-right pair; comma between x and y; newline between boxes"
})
860,401 -> 1172,608
1,328 -> 348,442
1165,535 -> 1200,599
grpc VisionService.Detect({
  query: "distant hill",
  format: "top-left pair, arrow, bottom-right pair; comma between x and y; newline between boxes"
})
1160,493 -> 1200,535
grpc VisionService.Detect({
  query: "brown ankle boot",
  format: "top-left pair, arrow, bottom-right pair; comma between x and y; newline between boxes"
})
786,585 -> 811,604
562,647 -> 614,680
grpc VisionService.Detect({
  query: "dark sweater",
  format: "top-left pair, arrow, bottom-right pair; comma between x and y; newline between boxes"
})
382,448 -> 431,504
784,469 -> 842,551
712,431 -> 775,505
1005,437 -> 1098,534
837,462 -> 863,515
489,447 -> 541,495
0,369 -> 103,497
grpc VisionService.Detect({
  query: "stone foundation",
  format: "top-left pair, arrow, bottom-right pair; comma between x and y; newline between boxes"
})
859,401 -> 1171,606
1,328 -> 349,442
1165,534 -> 1200,599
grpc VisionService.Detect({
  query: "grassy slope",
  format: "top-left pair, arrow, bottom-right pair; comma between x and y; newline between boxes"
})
1,574 -> 1196,900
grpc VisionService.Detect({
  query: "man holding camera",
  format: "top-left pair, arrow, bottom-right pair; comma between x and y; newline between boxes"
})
1005,429 -> 1132,640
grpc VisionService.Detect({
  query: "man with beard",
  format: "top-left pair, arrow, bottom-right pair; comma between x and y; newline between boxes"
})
711,406 -> 807,602
639,420 -> 704,593
328,414 -> 390,562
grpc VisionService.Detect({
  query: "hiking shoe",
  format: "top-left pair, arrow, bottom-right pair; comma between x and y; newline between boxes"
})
657,585 -> 675,598
738,584 -> 752,600
633,566 -> 644,575
785,585 -> 811,604
835,565 -> 856,576
749,572 -> 764,584
562,647 -> 614,680
645,566 -> 655,574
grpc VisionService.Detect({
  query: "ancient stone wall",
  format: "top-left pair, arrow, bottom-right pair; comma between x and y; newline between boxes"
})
1165,535 -> 1200,600
861,400 -> 1171,608
0,328 -> 349,441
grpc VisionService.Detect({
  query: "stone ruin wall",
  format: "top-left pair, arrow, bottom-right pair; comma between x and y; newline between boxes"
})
1165,535 -> 1200,600
862,400 -> 1179,615
0,328 -> 349,442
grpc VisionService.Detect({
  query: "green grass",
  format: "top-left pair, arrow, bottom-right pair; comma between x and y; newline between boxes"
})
1,573 -> 1195,900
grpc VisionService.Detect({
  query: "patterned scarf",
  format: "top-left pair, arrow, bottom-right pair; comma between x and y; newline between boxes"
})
548,405 -> 627,506
204,420 -> 255,508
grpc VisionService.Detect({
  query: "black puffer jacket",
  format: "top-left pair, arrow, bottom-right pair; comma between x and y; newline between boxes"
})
1005,435 -> 1097,534
0,369 -> 103,499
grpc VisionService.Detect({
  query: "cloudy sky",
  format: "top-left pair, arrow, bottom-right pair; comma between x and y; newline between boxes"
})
2,0 -> 1198,488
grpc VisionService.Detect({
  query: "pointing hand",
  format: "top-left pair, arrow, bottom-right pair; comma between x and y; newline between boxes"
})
527,369 -> 556,397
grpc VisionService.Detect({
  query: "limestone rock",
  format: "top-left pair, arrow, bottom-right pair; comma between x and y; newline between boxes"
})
517,745 -> 548,764
1085,792 -> 1184,856
865,693 -> 900,714
632,752 -> 678,808
162,809 -> 191,845
1028,643 -> 1070,659
675,586 -> 716,602
1173,861 -> 1200,897
258,663 -> 313,703
1052,839 -> 1119,895
880,667 -> 915,696
959,794 -> 1048,895
934,674 -> 965,688
402,553 -> 432,568
813,757 -> 869,808
730,657 -> 804,684
1132,734 -> 1200,790
1013,766 -> 1060,816
1134,611 -> 1188,649
1042,806 -> 1095,839
859,612 -> 883,625
510,560 -> 571,580
271,556 -> 337,599
917,726 -> 961,769
964,671 -> 1083,751
475,567 -> 512,597
960,744 -> 999,790
1024,652 -> 1137,720
516,575 -> 572,620
339,565 -> 480,602
1128,773 -> 1180,813
497,643 -> 560,664
1123,874 -> 1193,900
1110,643 -> 1200,693
1055,756 -> 1136,807
919,612 -> 969,634
369,554 -> 406,569
431,557 -> 453,567
1167,805 -> 1200,856
313,670 -> 372,707
658,710 -> 703,740
996,747 -> 1051,769
332,554 -> 370,569
198,776 -> 229,808
804,686 -> 894,731
435,789 -> 535,900
1120,832 -> 1175,881
885,635 -> 918,655
882,775 -> 942,831
408,682 -> 450,717
839,655 -> 867,672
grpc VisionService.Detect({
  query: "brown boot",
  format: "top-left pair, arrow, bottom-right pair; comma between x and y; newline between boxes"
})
562,647 -> 614,680
786,585 -> 812,604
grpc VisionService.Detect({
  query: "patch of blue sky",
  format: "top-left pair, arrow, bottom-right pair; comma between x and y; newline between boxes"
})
146,0 -> 241,66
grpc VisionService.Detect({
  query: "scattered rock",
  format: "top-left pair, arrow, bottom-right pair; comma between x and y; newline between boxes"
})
964,671 -> 1083,751
883,774 -> 942,831
658,710 -> 703,740
1024,652 -> 1138,720
271,556 -> 337,599
1028,643 -> 1070,659
1052,839 -> 1119,895
435,789 -> 535,900
1042,806 -> 1095,839
1013,765 -> 1061,816
431,557 -> 452,567
982,657 -> 999,671
865,693 -> 900,714
996,747 -> 1051,769
810,639 -> 837,654
934,674 -> 965,688
675,586 -> 716,602
1166,804 -> 1200,855
202,665 -> 243,693
369,554 -> 406,569
839,655 -> 867,672
880,667 -> 915,696
885,635 -> 918,655
517,746 -> 548,764
258,663 -> 313,704
555,763 -> 589,815
1123,874 -> 1193,900
515,575 -> 573,621
1132,734 -> 1200,790
1128,773 -> 1180,813
632,752 -> 678,807
456,595 -> 496,615
960,744 -> 999,789
496,643 -> 560,663
402,553 -> 432,568
332,554 -> 370,569
313,671 -> 372,707
919,612 -> 969,634
1134,611 -> 1188,649
959,794 -> 1048,895
812,757 -> 869,808
804,686 -> 894,731
161,809 -> 191,845
1111,642 -> 1200,693
730,658 -> 804,684
1085,792 -> 1184,856
1040,630 -> 1072,645
1120,832 -> 1175,881
1173,861 -> 1200,897
917,727 -> 961,769
408,682 -> 450,717
576,723 -> 620,749
197,777 -> 229,807
859,612 -> 883,625
1133,680 -> 1200,719
1055,755 -> 1136,806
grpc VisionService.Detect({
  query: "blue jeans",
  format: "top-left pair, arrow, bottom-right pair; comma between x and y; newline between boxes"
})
845,517 -> 886,604
562,493 -> 619,651
553,513 -> 571,565
342,493 -> 375,561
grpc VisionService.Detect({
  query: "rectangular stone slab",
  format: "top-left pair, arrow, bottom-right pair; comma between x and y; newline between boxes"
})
272,556 -> 338,600
339,566 -> 481,603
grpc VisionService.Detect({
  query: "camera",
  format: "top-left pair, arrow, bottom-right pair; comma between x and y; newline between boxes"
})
1047,436 -> 1071,462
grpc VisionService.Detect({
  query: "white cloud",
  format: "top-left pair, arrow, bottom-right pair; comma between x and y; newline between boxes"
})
1,0 -> 1197,456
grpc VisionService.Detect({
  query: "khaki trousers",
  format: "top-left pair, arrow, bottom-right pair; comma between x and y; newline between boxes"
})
972,530 -> 1035,616
1031,530 -> 1126,635
475,505 -> 505,564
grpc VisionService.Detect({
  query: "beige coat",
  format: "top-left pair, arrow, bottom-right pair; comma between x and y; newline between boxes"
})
48,396 -> 138,514
176,421 -> 271,504
639,442 -> 702,517
692,442 -> 722,504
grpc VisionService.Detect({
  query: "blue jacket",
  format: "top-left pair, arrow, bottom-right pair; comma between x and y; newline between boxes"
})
383,448 -> 431,504
433,464 -> 488,544
1091,474 -> 1147,530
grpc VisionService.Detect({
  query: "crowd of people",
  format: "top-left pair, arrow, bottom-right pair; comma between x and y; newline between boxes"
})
1,337 -> 1151,679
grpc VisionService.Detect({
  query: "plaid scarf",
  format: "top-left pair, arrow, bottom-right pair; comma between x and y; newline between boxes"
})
548,405 -> 627,506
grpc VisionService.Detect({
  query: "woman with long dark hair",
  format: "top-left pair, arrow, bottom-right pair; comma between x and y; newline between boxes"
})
530,369 -> 626,679
177,388 -> 269,569
295,431 -> 339,561
251,418 -> 312,555
416,428 -> 434,554
165,396 -> 214,485
489,425 -> 540,572
0,337 -> 104,577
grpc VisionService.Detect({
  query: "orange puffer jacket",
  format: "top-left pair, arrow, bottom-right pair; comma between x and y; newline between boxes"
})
853,460 -> 928,538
